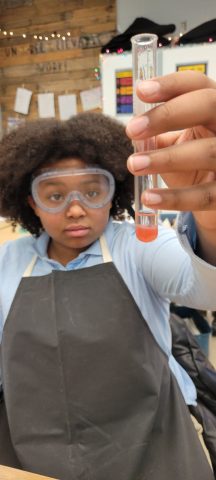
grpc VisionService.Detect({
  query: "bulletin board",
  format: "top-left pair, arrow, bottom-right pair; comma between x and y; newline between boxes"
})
101,42 -> 216,123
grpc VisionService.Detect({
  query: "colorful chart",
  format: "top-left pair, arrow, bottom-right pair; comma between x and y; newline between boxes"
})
116,70 -> 133,114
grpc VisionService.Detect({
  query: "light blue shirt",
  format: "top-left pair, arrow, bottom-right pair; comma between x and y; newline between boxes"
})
0,213 -> 216,405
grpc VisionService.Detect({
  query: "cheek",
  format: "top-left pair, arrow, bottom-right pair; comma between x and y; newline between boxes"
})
93,209 -> 110,229
36,212 -> 63,231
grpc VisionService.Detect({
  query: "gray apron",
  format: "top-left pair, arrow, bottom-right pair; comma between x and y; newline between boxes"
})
0,236 -> 214,480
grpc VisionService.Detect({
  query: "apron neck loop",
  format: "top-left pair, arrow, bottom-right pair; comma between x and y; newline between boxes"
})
22,235 -> 112,278
99,235 -> 112,263
23,255 -> 37,277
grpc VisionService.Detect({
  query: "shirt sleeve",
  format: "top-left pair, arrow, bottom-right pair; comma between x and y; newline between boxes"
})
176,211 -> 216,309
136,212 -> 216,311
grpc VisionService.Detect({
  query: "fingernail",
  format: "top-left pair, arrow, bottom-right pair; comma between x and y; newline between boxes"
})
128,155 -> 150,172
137,80 -> 160,97
144,192 -> 162,205
127,116 -> 149,136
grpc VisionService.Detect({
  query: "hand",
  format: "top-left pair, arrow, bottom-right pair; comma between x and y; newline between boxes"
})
126,71 -> 216,234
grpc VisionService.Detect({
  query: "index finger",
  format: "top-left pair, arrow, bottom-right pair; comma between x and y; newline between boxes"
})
126,87 -> 216,140
135,71 -> 216,103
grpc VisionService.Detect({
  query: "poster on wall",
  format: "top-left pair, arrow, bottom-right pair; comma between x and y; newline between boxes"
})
116,70 -> 133,114
14,87 -> 32,115
58,94 -> 77,120
38,93 -> 55,118
80,86 -> 102,111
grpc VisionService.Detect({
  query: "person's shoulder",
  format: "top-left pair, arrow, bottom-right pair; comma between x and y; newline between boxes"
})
109,220 -> 137,256
112,219 -> 136,238
0,235 -> 36,264
0,234 -> 35,250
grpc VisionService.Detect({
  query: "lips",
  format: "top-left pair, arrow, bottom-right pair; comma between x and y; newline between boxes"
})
64,225 -> 90,237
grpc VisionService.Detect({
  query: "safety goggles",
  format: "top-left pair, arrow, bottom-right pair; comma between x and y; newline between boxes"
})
31,167 -> 115,213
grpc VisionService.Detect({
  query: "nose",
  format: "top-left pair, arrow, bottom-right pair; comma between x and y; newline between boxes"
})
65,199 -> 86,218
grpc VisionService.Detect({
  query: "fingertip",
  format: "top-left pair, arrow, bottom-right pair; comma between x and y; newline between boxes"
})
127,155 -> 134,173
137,80 -> 161,98
126,116 -> 149,137
142,191 -> 162,205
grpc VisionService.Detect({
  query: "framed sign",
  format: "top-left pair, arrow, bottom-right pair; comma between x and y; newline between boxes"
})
176,63 -> 207,74
161,43 -> 216,78
101,52 -> 133,124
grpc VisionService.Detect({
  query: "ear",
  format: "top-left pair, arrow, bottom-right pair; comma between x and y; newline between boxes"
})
28,195 -> 40,217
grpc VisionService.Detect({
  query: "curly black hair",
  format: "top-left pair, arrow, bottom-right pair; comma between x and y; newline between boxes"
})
0,112 -> 134,235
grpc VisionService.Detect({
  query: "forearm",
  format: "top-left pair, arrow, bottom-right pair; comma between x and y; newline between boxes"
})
193,214 -> 216,266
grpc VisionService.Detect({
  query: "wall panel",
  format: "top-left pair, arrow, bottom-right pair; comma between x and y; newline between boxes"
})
0,0 -> 116,134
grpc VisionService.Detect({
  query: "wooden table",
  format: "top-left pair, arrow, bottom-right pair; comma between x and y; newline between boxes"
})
0,465 -> 57,480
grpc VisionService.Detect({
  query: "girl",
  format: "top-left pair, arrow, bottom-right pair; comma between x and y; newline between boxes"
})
0,71 -> 215,480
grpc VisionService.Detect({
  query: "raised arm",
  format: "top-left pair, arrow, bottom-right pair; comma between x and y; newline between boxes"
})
126,71 -> 216,265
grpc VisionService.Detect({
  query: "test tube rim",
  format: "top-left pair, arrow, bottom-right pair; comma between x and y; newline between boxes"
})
131,33 -> 158,47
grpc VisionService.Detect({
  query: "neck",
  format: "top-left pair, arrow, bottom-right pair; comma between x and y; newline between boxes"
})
47,240 -> 84,266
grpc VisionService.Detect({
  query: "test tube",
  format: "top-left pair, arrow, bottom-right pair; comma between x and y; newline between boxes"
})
131,33 -> 158,242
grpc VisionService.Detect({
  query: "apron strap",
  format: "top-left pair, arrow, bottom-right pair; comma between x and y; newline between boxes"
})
23,255 -> 37,278
99,235 -> 112,263
22,235 -> 112,278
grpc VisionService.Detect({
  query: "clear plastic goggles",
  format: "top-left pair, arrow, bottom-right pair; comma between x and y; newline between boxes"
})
31,168 -> 115,213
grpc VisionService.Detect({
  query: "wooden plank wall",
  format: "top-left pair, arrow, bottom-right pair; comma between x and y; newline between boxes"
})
0,0 -> 116,135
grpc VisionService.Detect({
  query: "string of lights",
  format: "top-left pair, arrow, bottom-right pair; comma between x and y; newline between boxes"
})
0,27 -> 214,50
0,29 -> 81,41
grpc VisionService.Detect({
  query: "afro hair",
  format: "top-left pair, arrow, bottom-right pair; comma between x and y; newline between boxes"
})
0,112 -> 134,235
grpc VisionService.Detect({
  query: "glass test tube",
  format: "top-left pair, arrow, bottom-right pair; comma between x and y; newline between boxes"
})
131,33 -> 158,242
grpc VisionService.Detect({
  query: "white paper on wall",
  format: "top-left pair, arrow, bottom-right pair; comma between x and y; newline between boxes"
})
80,86 -> 102,111
38,93 -> 55,118
14,87 -> 32,115
58,94 -> 77,120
